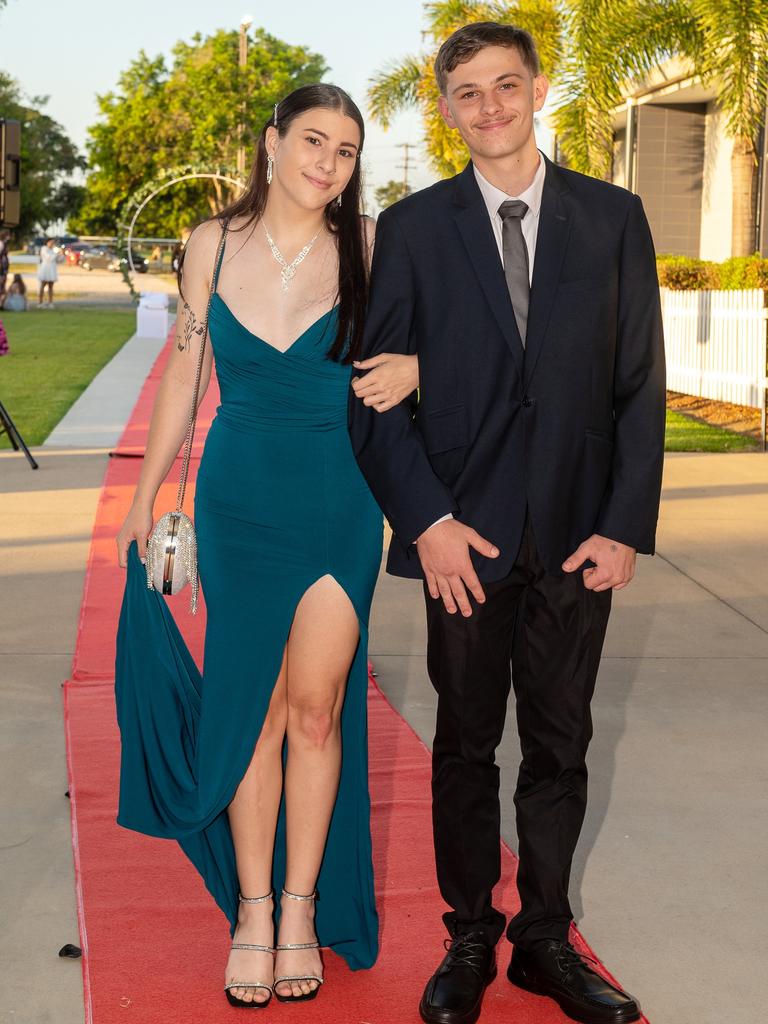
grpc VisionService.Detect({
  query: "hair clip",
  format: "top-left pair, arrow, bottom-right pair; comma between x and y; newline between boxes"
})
274,102 -> 279,127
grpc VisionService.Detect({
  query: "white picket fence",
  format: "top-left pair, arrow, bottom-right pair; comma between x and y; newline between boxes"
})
661,287 -> 768,408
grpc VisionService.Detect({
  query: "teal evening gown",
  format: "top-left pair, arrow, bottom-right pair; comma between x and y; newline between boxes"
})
114,234 -> 383,970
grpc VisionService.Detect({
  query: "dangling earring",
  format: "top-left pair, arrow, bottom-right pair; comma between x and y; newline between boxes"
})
336,193 -> 342,208
267,156 -> 273,185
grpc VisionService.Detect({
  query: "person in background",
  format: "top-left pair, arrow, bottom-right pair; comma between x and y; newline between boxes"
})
0,229 -> 10,307
0,317 -> 9,356
4,274 -> 28,312
37,239 -> 59,308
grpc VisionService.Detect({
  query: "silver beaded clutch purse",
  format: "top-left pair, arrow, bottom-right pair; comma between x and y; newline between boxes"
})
145,510 -> 200,612
145,220 -> 229,614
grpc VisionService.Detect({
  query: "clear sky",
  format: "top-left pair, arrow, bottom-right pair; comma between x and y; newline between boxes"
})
1,0 -> 553,206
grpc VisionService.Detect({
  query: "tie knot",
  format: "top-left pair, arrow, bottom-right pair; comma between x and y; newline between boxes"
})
498,199 -> 528,221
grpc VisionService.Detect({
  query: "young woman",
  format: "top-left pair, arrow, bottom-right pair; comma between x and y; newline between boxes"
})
4,274 -> 28,312
114,84 -> 418,1008
37,239 -> 58,307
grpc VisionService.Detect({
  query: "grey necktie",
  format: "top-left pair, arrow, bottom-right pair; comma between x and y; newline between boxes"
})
498,199 -> 529,347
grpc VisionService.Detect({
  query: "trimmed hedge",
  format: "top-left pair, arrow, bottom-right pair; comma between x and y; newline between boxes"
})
656,253 -> 768,290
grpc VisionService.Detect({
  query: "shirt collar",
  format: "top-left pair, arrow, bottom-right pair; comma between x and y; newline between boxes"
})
473,151 -> 546,221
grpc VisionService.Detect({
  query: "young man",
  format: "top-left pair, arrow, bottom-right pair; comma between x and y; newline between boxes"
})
350,21 -> 665,1024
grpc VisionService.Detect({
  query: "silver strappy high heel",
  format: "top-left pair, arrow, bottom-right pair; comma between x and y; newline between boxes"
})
273,888 -> 324,1003
224,890 -> 275,1009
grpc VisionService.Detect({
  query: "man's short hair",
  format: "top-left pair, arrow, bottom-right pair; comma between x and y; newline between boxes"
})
434,22 -> 541,95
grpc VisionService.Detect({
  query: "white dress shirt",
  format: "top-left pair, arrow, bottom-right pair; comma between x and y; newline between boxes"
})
420,153 -> 547,539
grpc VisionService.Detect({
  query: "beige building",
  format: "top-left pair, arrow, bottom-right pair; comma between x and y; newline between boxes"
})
610,57 -> 768,260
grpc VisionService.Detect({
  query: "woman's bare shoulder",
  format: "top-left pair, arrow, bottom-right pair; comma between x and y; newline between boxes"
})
184,218 -> 225,261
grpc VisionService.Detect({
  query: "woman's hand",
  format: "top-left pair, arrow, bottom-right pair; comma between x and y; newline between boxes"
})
116,501 -> 154,568
351,353 -> 419,413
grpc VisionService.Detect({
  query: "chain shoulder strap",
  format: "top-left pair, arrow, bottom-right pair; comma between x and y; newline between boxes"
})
174,218 -> 229,513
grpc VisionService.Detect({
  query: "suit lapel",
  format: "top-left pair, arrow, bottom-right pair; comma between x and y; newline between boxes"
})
524,157 -> 572,388
451,163 -> 525,379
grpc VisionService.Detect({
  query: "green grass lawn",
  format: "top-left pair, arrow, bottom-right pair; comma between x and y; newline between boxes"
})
0,308 -> 135,448
665,409 -> 759,452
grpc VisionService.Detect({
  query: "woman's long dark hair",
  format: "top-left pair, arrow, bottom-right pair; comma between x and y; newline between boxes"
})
178,83 -> 368,363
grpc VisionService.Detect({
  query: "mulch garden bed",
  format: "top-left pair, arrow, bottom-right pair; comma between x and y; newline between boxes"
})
667,390 -> 764,442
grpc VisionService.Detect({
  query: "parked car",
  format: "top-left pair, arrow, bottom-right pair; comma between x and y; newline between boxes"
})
64,242 -> 92,266
77,245 -> 110,270
110,250 -> 148,274
80,246 -> 148,273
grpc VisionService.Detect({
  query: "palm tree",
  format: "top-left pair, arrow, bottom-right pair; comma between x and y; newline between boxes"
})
554,0 -> 768,251
683,0 -> 768,254
548,0 -> 693,179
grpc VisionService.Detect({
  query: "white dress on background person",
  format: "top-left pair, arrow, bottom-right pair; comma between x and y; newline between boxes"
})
37,246 -> 59,283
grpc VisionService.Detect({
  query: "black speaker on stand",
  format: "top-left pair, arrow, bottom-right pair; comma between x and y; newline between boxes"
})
1,119 -> 37,467
1,119 -> 21,227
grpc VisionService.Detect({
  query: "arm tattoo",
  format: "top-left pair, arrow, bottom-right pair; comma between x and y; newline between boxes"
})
177,301 -> 206,352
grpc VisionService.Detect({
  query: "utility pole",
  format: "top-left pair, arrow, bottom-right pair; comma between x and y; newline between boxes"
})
397,142 -> 416,193
237,15 -> 253,177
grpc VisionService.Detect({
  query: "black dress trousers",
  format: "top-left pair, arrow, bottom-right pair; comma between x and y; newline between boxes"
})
423,512 -> 612,948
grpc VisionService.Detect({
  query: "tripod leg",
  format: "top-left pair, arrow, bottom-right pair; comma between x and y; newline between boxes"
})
0,400 -> 39,469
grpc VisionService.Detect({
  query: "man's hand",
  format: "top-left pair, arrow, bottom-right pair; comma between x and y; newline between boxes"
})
562,534 -> 636,591
416,519 -> 500,616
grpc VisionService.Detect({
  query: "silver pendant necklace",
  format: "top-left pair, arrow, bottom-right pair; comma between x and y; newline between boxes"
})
262,220 -> 322,293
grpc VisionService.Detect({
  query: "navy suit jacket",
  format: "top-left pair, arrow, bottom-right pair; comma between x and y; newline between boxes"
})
349,155 -> 666,581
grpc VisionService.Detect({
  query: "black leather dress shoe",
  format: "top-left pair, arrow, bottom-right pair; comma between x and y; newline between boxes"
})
507,940 -> 641,1023
419,932 -> 497,1024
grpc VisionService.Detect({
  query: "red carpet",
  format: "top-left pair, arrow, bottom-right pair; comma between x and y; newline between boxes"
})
63,330 -> 648,1023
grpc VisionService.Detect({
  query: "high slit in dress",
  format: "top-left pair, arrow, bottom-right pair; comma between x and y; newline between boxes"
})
114,232 -> 383,970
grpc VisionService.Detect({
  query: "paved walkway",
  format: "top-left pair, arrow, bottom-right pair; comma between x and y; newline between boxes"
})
43,329 -> 170,448
1,334 -> 766,1023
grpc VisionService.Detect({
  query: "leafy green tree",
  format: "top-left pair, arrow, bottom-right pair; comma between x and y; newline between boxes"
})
0,73 -> 86,240
374,179 -> 412,209
73,28 -> 327,237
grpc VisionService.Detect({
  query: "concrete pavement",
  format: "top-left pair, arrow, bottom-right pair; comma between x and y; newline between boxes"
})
1,334 -> 766,1023
0,447 -> 109,1024
43,330 -> 169,448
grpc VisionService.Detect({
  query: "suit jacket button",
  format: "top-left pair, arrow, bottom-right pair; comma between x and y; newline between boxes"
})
522,396 -> 534,407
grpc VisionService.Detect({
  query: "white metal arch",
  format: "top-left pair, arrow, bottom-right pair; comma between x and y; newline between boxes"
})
125,172 -> 244,273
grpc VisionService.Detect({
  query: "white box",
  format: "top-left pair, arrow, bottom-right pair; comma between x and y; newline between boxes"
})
137,292 -> 170,339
